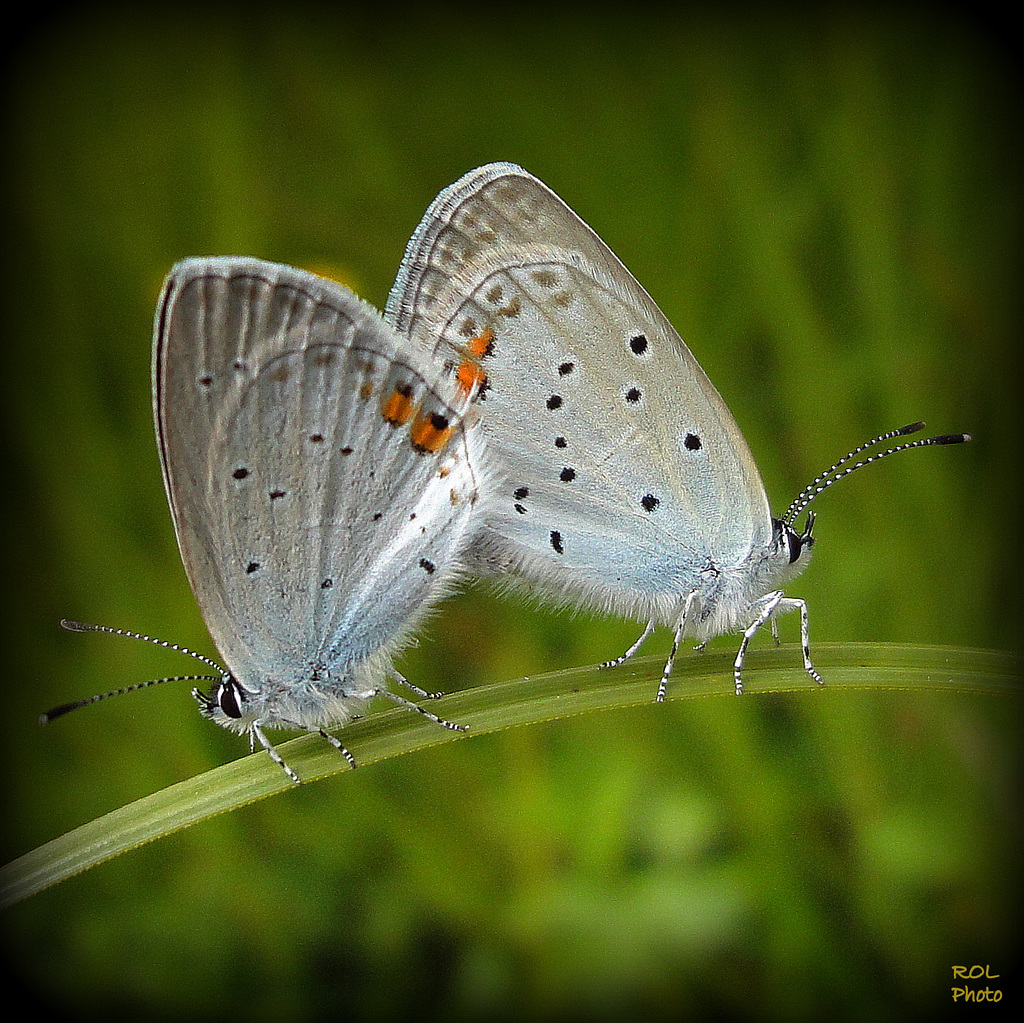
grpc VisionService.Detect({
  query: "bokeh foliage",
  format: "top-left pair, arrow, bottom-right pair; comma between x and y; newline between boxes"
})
2,6 -> 1019,1021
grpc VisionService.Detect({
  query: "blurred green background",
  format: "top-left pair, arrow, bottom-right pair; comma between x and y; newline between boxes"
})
3,6 -> 1020,1021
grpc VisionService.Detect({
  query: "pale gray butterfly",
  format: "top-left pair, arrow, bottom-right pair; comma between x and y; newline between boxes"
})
386,163 -> 969,698
47,257 -> 489,782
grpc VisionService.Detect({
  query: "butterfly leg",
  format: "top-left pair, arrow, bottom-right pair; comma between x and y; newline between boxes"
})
377,689 -> 468,732
791,597 -> 822,685
760,595 -> 821,686
250,722 -> 305,784
734,594 -> 821,695
317,729 -> 358,770
734,592 -> 783,696
600,619 -> 656,670
657,591 -> 700,703
392,669 -> 442,700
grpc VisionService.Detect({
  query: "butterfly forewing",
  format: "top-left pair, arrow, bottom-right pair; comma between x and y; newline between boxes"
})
155,258 -> 485,690
387,164 -> 771,616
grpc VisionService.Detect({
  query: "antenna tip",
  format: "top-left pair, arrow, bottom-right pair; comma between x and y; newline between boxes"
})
38,702 -> 80,723
60,619 -> 90,632
898,422 -> 927,436
931,433 -> 971,445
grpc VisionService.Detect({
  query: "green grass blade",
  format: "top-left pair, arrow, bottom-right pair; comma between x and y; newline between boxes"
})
2,642 -> 1019,909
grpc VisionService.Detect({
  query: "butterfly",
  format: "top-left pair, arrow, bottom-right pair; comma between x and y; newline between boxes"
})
386,163 -> 969,697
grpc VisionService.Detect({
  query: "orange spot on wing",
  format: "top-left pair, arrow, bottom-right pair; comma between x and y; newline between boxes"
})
382,383 -> 416,425
456,327 -> 493,398
410,410 -> 454,453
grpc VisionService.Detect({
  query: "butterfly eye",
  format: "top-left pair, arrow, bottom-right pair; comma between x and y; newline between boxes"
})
782,513 -> 817,564
218,680 -> 244,719
783,525 -> 805,564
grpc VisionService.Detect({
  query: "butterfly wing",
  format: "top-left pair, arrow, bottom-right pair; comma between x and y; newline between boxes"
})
387,164 -> 772,626
154,258 -> 486,701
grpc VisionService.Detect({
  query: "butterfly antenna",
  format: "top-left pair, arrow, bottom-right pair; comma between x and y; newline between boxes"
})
41,619 -> 227,724
782,423 -> 971,527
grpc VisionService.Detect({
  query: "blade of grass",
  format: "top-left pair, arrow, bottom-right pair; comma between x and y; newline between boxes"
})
2,642 -> 1019,908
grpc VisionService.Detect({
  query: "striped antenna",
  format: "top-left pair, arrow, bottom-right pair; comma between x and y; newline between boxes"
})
40,619 -> 227,724
782,423 -> 971,527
